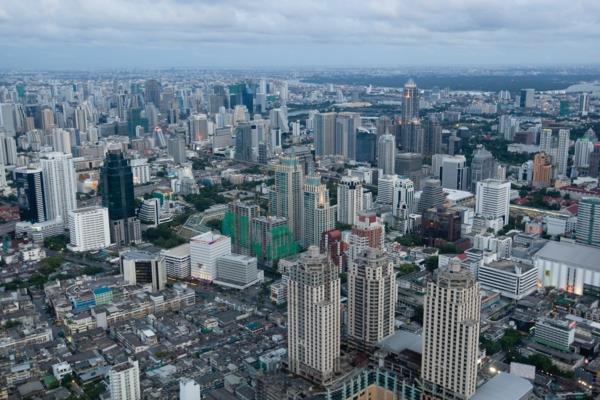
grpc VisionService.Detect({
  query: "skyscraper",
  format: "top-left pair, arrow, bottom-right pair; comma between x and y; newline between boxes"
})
377,133 -> 396,175
314,112 -> 336,157
356,131 -> 377,164
145,79 -> 161,107
270,155 -> 304,242
303,175 -> 336,247
335,112 -> 361,160
348,248 -> 396,350
68,206 -> 111,253
423,117 -> 442,156
579,93 -> 590,117
421,261 -> 481,400
520,88 -> 535,109
400,120 -> 424,153
576,198 -> 600,247
532,152 -> 553,189
221,200 -> 260,256
418,178 -> 445,213
392,177 -> 415,234
470,146 -> 497,191
251,216 -> 298,268
539,128 -> 569,177
287,246 -> 340,384
40,152 -> 77,223
337,175 -> 363,225
402,79 -> 419,122
14,167 -> 47,223
100,149 -> 141,245
475,179 -> 511,226
167,135 -> 187,164
433,154 -> 469,191
574,137 -> 594,172
347,212 -> 385,266
109,359 -> 141,400
234,122 -> 256,162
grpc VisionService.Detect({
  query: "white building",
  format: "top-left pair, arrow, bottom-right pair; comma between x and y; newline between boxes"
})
303,175 -> 336,247
214,254 -> 262,289
288,246 -> 340,384
478,259 -> 538,300
534,318 -> 575,352
68,206 -> 110,252
377,174 -> 399,207
130,158 -> 151,185
535,241 -> 600,295
190,232 -> 231,281
392,177 -> 415,233
432,154 -> 469,191
337,175 -> 363,225
109,359 -> 140,400
52,361 -> 72,380
475,179 -> 511,226
40,152 -> 77,223
161,243 -> 191,279
377,133 -> 396,175
179,378 -> 200,400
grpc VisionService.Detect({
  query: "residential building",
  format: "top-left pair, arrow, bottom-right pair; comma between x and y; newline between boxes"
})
337,175 -> 363,225
67,206 -> 111,252
109,359 -> 140,400
303,175 -> 336,247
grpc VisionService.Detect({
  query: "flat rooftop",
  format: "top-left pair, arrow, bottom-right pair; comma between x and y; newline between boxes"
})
484,259 -> 535,273
472,373 -> 532,400
534,240 -> 600,272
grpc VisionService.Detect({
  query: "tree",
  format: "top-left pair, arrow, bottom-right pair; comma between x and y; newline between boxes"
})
398,263 -> 418,276
424,256 -> 439,272
44,235 -> 69,251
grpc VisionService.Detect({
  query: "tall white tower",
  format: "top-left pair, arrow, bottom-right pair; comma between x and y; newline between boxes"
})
303,175 -> 336,247
109,359 -> 140,400
377,133 -> 396,175
475,179 -> 511,226
337,175 -> 363,225
40,151 -> 77,223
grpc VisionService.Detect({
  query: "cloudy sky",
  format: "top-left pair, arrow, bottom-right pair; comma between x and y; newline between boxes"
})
1,0 -> 599,69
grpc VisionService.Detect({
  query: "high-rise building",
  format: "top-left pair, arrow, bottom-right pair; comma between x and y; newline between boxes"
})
100,149 -> 142,245
377,174 -> 399,207
221,200 -> 260,256
270,155 -> 304,242
423,117 -> 442,156
348,248 -> 396,350
14,167 -> 47,223
287,246 -> 340,384
109,359 -> 141,400
161,244 -> 191,279
433,154 -> 469,191
470,146 -> 497,191
576,198 -> 600,247
68,206 -> 111,252
320,229 -> 344,271
167,135 -> 187,164
421,261 -> 481,400
579,93 -> 590,117
520,88 -> 535,109
337,175 -> 363,225
402,79 -> 419,122
190,231 -> 231,281
347,212 -> 385,266
539,128 -> 569,177
234,122 -> 256,162
145,79 -> 161,107
40,152 -> 77,222
574,137 -> 594,171
400,120 -> 424,154
214,254 -> 260,289
532,152 -> 553,189
377,133 -> 396,175
314,112 -> 336,156
335,112 -> 360,160
590,143 -> 600,178
392,177 -> 415,234
303,175 -> 336,247
0,103 -> 16,136
475,179 -> 511,226
418,178 -> 445,213
0,134 -> 17,166
121,250 -> 167,292
355,131 -> 377,164
251,216 -> 298,268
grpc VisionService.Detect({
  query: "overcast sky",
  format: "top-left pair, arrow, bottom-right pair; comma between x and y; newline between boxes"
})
1,0 -> 599,69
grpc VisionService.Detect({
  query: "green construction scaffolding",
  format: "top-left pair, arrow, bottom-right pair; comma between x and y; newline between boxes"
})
252,223 -> 298,266
222,211 -> 251,253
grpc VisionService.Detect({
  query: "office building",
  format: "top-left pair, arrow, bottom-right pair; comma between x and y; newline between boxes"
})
377,133 -> 396,175
67,206 -> 111,252
222,200 -> 260,256
520,88 -> 535,109
532,152 -> 553,189
337,175 -> 363,225
402,79 -> 419,122
100,149 -> 142,245
475,179 -> 511,226
270,155 -> 304,242
478,259 -> 538,300
470,146 -> 496,191
418,178 -> 445,213
314,112 -> 336,156
377,174 -> 399,207
190,231 -> 231,281
400,120 -> 424,154
303,175 -> 336,247
423,117 -> 442,156
590,143 -> 600,178
433,154 -> 469,191
392,177 -> 415,234
579,93 -> 590,117
287,246 -> 340,384
14,167 -> 47,223
421,261 -> 480,400
0,135 -> 18,165
348,248 -> 396,350
109,359 -> 140,400
574,137 -> 594,171
145,79 -> 161,106
121,250 -> 167,292
214,254 -> 261,289
0,103 -> 16,136
251,216 -> 298,268
534,318 -> 575,352
335,112 -> 360,160
576,197 -> 600,247
40,152 -> 77,223
234,122 -> 256,162
161,243 -> 191,279
167,135 -> 187,164
356,131 -> 377,164
422,207 -> 462,243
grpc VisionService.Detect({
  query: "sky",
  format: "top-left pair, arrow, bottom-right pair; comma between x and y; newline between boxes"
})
1,0 -> 600,69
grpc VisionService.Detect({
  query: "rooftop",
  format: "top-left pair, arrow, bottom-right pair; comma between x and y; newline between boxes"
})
472,373 -> 532,400
534,240 -> 600,272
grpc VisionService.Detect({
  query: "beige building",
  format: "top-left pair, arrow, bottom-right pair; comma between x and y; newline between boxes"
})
421,261 -> 481,400
287,246 -> 340,384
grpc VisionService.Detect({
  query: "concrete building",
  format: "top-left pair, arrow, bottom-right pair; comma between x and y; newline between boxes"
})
67,206 -> 110,252
214,254 -> 262,289
347,212 -> 385,267
179,378 -> 201,400
377,174 -> 399,207
40,152 -> 77,223
432,154 -> 469,191
161,243 -> 191,279
478,259 -> 538,300
314,112 -> 336,156
270,155 -> 304,242
377,133 -> 396,175
475,179 -> 511,226
392,177 -> 415,234
421,261 -> 480,400
532,152 -> 553,189
576,197 -> 600,247
303,175 -> 336,247
121,250 -> 167,292
534,318 -> 575,352
109,359 -> 140,400
287,246 -> 340,385
337,175 -> 363,225
348,248 -> 396,350
190,231 -> 231,281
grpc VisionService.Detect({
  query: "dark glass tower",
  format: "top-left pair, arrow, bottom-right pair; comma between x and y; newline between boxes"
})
101,150 -> 136,220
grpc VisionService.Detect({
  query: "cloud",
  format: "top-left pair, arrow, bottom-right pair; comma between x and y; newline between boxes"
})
0,0 -> 599,67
